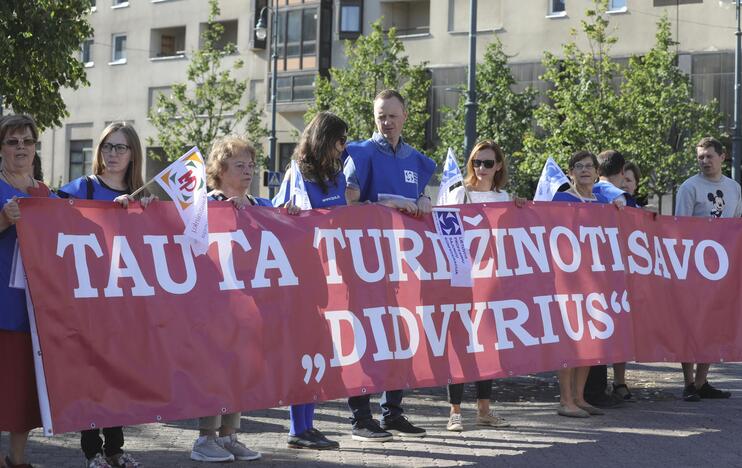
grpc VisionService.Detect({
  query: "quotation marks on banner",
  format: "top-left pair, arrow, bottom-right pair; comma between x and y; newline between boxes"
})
610,291 -> 631,314
301,353 -> 326,384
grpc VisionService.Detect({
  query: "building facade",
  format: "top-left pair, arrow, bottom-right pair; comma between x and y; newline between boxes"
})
38,0 -> 739,195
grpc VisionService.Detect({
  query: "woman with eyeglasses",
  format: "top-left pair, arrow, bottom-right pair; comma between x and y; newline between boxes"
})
441,140 -> 516,432
276,111 -> 348,450
57,122 -> 145,468
0,115 -> 54,468
550,150 -> 611,419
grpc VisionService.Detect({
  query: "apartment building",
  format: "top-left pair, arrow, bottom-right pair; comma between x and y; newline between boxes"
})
38,0 -> 739,194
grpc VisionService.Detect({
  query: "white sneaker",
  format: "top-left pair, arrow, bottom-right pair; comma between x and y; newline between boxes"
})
190,435 -> 235,462
217,434 -> 261,461
476,410 -> 511,428
86,453 -> 113,468
446,413 -> 463,432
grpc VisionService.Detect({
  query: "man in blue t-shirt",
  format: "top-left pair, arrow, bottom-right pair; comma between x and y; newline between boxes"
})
342,89 -> 434,442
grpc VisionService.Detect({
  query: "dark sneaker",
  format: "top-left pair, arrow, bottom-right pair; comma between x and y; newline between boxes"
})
287,430 -> 332,450
698,381 -> 731,399
5,455 -> 34,468
683,383 -> 701,402
381,416 -> 426,438
612,383 -> 637,402
585,392 -> 624,408
351,419 -> 393,442
307,428 -> 340,449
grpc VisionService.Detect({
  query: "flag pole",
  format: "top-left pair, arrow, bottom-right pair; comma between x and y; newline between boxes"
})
128,179 -> 156,199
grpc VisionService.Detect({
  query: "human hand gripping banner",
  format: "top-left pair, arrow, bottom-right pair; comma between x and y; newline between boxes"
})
15,198 -> 742,434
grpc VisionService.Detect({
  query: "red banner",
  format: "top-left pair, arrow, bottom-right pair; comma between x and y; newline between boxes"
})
15,198 -> 742,434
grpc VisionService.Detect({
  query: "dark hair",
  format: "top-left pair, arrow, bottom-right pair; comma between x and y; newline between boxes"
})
295,112 -> 348,193
374,89 -> 406,110
696,137 -> 724,156
33,153 -> 43,180
0,114 -> 38,146
624,161 -> 641,183
464,140 -> 508,192
93,122 -> 144,193
597,149 -> 625,177
568,150 -> 599,170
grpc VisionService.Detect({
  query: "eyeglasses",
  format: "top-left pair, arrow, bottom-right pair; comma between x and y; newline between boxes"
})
101,143 -> 131,154
472,159 -> 496,169
3,138 -> 36,147
573,162 -> 595,171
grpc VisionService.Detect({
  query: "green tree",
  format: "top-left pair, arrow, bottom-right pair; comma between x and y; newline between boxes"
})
617,16 -> 721,208
520,0 -> 622,191
436,38 -> 536,193
307,20 -> 430,151
148,0 -> 267,162
0,0 -> 92,129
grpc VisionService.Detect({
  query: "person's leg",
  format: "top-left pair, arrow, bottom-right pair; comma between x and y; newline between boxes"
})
583,365 -> 608,401
613,363 -> 626,385
694,363 -> 711,387
216,413 -> 260,460
289,405 -> 308,436
218,413 -> 241,437
101,427 -> 124,457
447,383 -> 464,414
475,380 -> 493,416
191,415 -> 234,462
81,428 -> 104,460
8,432 -> 29,465
304,403 -> 315,430
558,368 -> 578,410
379,390 -> 403,422
198,416 -> 220,437
347,395 -> 372,424
681,362 -> 696,385
574,366 -> 591,406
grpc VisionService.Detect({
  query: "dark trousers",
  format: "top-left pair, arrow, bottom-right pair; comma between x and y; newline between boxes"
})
447,380 -> 493,405
348,390 -> 403,424
584,365 -> 608,400
81,427 -> 124,459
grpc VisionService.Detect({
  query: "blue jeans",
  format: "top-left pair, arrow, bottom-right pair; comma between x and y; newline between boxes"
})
347,390 -> 403,425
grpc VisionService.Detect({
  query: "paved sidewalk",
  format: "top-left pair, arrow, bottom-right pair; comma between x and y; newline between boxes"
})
6,363 -> 742,467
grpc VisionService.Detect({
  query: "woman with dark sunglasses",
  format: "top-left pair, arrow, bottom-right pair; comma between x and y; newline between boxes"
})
441,140 -> 514,432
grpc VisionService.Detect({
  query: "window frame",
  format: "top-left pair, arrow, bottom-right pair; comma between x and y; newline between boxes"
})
607,0 -> 628,13
110,33 -> 127,64
338,0 -> 363,40
547,0 -> 567,18
81,38 -> 94,67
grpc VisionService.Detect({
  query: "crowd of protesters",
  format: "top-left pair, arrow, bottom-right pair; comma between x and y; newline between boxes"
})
0,88 -> 739,467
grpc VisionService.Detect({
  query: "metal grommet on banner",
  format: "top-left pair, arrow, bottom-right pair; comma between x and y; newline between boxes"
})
508,371 -> 513,376
156,415 -> 162,421
562,363 -> 568,368
313,395 -> 318,401
90,423 -> 96,429
720,358 -> 725,363
361,387 -> 367,394
221,407 -> 227,413
279,400 -> 284,406
447,378 -> 452,384
596,360 -> 601,364
68,199 -> 74,205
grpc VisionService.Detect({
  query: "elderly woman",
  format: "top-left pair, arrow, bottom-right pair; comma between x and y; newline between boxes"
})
189,135 -> 267,464
0,115 -> 53,468
57,122 -> 147,468
551,150 -> 610,418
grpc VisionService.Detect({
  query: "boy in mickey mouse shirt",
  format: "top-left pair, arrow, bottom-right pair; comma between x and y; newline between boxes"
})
675,137 -> 741,402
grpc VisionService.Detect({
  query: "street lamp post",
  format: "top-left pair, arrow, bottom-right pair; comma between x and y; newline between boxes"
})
255,1 -> 279,197
463,0 -> 478,159
732,0 -> 742,184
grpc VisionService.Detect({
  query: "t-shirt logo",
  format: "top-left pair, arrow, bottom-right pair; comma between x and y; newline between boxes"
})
707,190 -> 725,218
404,170 -> 418,184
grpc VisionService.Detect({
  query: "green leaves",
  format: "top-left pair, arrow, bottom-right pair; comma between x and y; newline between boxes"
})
306,20 -> 430,152
147,0 -> 267,163
0,0 -> 92,129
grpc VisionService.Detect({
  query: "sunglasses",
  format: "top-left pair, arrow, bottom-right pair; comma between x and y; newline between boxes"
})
338,135 -> 348,145
472,159 -> 496,169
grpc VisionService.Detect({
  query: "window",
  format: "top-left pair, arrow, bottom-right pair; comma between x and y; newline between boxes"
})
276,7 -> 318,71
380,1 -> 430,37
150,26 -> 186,59
274,74 -> 315,102
111,34 -> 127,63
81,38 -> 94,66
608,0 -> 627,12
278,143 -> 297,172
339,0 -> 362,39
148,86 -> 173,113
448,0 -> 502,33
112,0 -> 129,7
69,140 -> 93,180
199,20 -> 238,52
548,0 -> 566,16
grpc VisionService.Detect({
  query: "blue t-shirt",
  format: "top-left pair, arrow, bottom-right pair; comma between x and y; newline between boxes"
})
208,191 -> 272,207
593,180 -> 637,207
0,179 -> 55,332
552,190 -> 611,204
274,170 -> 347,209
343,132 -> 436,203
58,175 -> 128,201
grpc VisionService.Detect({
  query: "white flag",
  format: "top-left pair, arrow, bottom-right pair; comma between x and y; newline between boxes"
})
437,148 -> 465,206
289,160 -> 312,209
432,208 -> 473,287
9,241 -> 26,289
153,146 -> 209,255
534,157 -> 570,202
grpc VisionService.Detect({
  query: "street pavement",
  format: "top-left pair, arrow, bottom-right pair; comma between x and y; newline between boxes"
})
7,362 -> 742,467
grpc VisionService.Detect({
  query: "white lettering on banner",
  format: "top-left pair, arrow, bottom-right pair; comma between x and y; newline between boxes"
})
319,291 -> 624,371
54,225 -> 731,300
56,233 -> 104,298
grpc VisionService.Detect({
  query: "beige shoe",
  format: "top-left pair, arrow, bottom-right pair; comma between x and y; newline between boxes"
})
476,411 -> 511,428
557,404 -> 590,418
446,413 -> 463,432
577,403 -> 605,416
